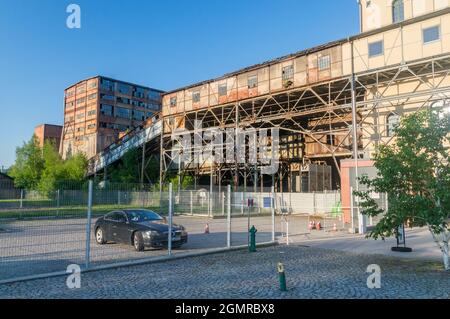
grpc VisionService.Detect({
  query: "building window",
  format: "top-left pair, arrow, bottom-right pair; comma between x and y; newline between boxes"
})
100,104 -> 113,116
148,90 -> 161,101
431,100 -> 450,118
101,79 -> 114,91
133,87 -> 145,98
115,107 -> 131,119
76,97 -> 86,105
76,113 -> 85,119
87,124 -> 96,129
170,97 -> 177,107
386,113 -> 400,137
423,25 -> 440,44
76,85 -> 86,95
326,134 -> 335,146
282,65 -> 294,81
87,93 -> 97,101
88,82 -> 97,90
218,84 -> 227,97
392,0 -> 404,23
248,75 -> 258,89
87,110 -> 96,117
133,110 -> 145,121
66,102 -> 75,109
369,40 -> 384,58
100,94 -> 115,101
192,91 -> 201,103
117,83 -> 131,95
117,97 -> 130,104
147,102 -> 159,110
318,55 -> 331,71
66,90 -> 75,98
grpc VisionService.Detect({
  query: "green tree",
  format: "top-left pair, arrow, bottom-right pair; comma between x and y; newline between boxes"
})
38,141 -> 88,194
109,148 -> 162,185
355,109 -> 450,270
109,148 -> 141,183
38,141 -> 65,195
63,153 -> 88,182
9,135 -> 44,190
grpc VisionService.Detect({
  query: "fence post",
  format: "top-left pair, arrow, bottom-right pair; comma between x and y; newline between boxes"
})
222,191 -> 225,216
20,189 -> 24,209
85,180 -> 93,270
313,191 -> 316,214
241,192 -> 244,215
271,186 -> 275,242
118,190 -> 121,206
227,185 -> 231,248
168,183 -> 173,256
56,189 -> 60,217
350,186 -> 355,233
190,190 -> 193,216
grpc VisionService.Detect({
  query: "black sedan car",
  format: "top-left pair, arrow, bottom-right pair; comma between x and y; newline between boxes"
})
94,209 -> 188,251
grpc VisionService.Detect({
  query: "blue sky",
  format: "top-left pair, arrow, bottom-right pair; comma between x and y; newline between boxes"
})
0,0 -> 358,167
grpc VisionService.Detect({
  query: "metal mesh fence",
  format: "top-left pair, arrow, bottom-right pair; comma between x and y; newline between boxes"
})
0,180 -> 384,283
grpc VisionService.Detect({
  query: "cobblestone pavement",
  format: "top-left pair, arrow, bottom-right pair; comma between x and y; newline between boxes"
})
0,245 -> 448,299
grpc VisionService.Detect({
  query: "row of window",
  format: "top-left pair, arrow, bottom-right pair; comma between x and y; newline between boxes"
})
368,25 -> 441,58
66,81 -> 98,98
74,123 -> 96,133
99,122 -> 131,131
169,56 -> 332,107
100,94 -> 160,110
100,79 -> 161,100
100,104 -> 152,121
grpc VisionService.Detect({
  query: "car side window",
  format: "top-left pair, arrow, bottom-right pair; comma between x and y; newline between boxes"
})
116,213 -> 127,223
104,212 -> 117,221
105,212 -> 126,222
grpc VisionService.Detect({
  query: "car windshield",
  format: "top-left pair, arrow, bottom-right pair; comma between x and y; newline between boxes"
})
125,210 -> 163,223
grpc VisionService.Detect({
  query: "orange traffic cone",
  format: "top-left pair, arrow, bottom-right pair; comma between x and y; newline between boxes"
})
316,221 -> 321,231
204,223 -> 210,234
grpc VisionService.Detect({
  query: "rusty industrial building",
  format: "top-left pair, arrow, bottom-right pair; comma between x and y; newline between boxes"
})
158,1 -> 450,205
61,76 -> 163,160
87,0 -> 450,225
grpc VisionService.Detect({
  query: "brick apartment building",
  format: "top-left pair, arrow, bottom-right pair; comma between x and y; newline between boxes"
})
61,76 -> 163,159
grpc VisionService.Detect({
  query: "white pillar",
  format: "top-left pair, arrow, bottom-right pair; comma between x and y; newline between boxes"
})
85,180 -> 93,269
227,185 -> 231,248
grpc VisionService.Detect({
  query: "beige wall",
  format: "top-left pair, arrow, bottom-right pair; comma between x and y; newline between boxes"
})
360,0 -> 449,32
360,71 -> 450,158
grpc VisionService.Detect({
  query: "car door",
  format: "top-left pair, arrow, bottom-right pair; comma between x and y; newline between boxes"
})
102,212 -> 117,241
109,211 -> 130,244
114,212 -> 132,244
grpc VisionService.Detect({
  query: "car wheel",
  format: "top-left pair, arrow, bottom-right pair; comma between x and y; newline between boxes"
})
96,227 -> 106,245
133,232 -> 144,252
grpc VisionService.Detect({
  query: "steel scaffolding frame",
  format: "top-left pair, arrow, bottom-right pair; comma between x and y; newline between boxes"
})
159,54 -> 450,192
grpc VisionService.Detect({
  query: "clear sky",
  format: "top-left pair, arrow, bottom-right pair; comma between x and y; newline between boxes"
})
0,0 -> 359,167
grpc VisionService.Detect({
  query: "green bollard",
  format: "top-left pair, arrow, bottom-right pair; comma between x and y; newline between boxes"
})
249,226 -> 257,252
278,263 -> 287,291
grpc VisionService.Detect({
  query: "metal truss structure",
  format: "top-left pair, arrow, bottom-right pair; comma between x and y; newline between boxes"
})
160,53 -> 450,192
